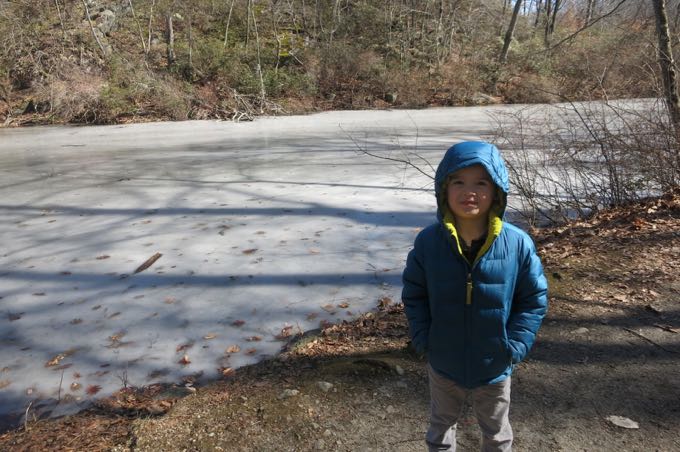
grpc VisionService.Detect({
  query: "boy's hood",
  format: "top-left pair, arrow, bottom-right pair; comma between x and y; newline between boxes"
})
434,141 -> 509,221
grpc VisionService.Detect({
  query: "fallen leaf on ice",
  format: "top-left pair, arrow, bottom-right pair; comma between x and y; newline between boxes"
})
306,313 -> 319,320
606,415 -> 639,429
226,345 -> 241,354
178,354 -> 191,365
232,320 -> 246,327
176,342 -> 194,353
96,255 -> 110,260
245,348 -> 257,355
245,335 -> 262,342
337,302 -> 350,309
221,367 -> 235,377
86,385 -> 102,395
70,382 -> 82,391
203,333 -> 217,340
45,354 -> 66,367
0,380 -> 10,389
275,325 -> 295,340
242,248 -> 258,255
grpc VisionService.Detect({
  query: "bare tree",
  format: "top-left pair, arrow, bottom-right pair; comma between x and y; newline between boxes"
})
81,0 -> 108,57
499,0 -> 523,64
652,0 -> 680,131
165,11 -> 175,66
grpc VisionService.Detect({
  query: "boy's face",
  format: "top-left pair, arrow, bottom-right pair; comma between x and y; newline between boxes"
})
446,164 -> 495,222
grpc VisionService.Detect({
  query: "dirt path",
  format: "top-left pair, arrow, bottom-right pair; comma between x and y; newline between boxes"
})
1,191 -> 679,451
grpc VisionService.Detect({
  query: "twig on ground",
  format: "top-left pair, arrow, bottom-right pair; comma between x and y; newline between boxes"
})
24,401 -> 33,431
134,252 -> 162,274
623,327 -> 679,354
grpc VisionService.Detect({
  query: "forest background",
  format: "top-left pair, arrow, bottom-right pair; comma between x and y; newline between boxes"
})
0,0 -> 678,126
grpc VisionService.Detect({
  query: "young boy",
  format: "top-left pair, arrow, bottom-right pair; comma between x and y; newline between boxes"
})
402,141 -> 548,452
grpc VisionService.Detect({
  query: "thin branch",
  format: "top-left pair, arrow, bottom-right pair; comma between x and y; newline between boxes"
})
81,0 -> 107,57
339,125 -> 435,180
544,0 -> 628,52
128,0 -> 148,55
224,0 -> 236,48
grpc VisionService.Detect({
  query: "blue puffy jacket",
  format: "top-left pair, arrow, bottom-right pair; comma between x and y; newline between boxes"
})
402,141 -> 548,388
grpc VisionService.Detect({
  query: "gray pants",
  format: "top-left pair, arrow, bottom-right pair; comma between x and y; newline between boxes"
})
426,364 -> 513,452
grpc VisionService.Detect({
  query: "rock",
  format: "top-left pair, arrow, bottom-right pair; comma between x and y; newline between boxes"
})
471,92 -> 501,105
384,93 -> 398,103
97,9 -> 116,35
317,381 -> 334,393
315,439 -> 326,450
571,327 -> 589,335
606,415 -> 639,429
395,365 -> 405,376
278,389 -> 300,400
386,405 -> 396,414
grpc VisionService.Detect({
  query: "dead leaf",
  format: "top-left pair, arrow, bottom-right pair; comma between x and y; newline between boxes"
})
322,304 -> 336,313
45,354 -> 66,367
176,342 -> 194,353
337,302 -> 350,309
7,312 -> 22,321
306,312 -> 319,321
86,385 -> 102,395
70,318 -> 83,325
0,380 -> 10,389
178,355 -> 191,365
245,348 -> 257,355
242,248 -> 258,255
221,367 -> 235,377
203,333 -> 217,340
232,320 -> 246,327
164,297 -> 177,304
70,382 -> 82,391
226,345 -> 241,354
245,335 -> 262,342
134,252 -> 163,274
275,325 -> 294,341
378,296 -> 392,309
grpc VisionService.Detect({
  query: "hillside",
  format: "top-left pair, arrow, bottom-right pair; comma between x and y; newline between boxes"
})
0,0 -> 662,126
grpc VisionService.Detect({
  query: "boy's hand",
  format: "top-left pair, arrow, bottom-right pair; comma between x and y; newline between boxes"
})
406,341 -> 427,361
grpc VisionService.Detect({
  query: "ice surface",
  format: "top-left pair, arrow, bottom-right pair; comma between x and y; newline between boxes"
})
0,106 -> 508,425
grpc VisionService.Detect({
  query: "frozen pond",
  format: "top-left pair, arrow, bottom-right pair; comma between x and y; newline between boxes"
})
0,106 -> 512,427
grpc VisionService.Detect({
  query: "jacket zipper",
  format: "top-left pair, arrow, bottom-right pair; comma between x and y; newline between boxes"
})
466,272 -> 473,305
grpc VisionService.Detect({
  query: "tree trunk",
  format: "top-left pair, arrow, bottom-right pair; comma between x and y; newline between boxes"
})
499,0 -> 523,64
223,0 -> 235,47
584,0 -> 595,26
652,0 -> 680,130
166,12 -> 175,66
534,0 -> 543,28
549,0 -> 561,35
